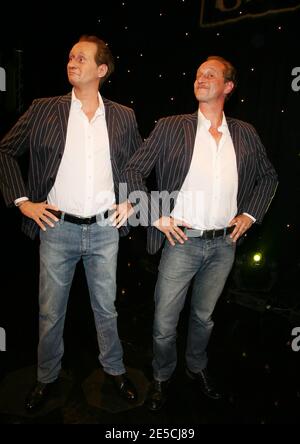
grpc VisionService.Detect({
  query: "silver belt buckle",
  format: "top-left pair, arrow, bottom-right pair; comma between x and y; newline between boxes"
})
186,228 -> 204,238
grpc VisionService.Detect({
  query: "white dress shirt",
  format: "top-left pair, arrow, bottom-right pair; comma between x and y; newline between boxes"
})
47,90 -> 115,217
172,110 -> 238,230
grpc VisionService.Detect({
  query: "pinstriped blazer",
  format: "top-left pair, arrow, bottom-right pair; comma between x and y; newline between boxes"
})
123,112 -> 278,254
0,93 -> 142,239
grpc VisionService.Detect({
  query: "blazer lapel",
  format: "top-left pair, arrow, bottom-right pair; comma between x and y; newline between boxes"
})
57,93 -> 72,156
181,112 -> 198,183
227,118 -> 241,173
103,97 -> 119,181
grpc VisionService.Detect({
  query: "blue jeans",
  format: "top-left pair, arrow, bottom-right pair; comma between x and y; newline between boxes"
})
37,216 -> 125,383
153,235 -> 236,381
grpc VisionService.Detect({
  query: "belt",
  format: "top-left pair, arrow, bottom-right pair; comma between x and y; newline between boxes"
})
183,225 -> 234,239
48,209 -> 109,225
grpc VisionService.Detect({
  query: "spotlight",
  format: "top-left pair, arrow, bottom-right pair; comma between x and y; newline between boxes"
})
252,252 -> 263,266
230,245 -> 277,292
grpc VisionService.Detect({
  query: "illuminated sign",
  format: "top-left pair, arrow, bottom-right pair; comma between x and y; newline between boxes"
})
200,0 -> 300,27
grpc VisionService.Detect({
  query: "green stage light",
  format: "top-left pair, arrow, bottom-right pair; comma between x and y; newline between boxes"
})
253,252 -> 263,264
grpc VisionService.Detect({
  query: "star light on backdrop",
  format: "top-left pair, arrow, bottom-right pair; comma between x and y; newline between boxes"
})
0,4 -> 297,298
0,1 -> 299,425
89,0 -> 293,153
86,1 -> 298,311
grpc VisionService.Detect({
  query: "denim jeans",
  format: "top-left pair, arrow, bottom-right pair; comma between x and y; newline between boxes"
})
37,215 -> 125,383
153,235 -> 236,381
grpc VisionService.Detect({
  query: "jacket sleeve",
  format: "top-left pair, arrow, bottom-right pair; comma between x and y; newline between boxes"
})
242,126 -> 278,223
122,118 -> 168,226
127,109 -> 143,159
0,101 -> 37,206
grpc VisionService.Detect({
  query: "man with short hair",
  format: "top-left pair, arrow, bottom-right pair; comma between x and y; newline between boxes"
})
0,35 -> 142,411
123,56 -> 278,411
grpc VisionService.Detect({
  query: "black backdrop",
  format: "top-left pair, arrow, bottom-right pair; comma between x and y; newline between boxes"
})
0,0 -> 299,346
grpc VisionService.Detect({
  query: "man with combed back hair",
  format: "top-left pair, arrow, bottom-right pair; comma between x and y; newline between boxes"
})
0,35 -> 142,411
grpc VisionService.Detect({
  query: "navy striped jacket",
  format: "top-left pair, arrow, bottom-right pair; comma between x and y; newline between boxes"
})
0,93 -> 142,239
123,112 -> 278,254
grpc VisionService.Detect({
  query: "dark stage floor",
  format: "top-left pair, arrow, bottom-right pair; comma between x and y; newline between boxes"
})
1,214 -> 300,425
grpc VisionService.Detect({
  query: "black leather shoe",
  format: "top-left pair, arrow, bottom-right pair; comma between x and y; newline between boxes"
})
108,374 -> 137,402
186,367 -> 222,400
145,379 -> 170,411
25,381 -> 55,412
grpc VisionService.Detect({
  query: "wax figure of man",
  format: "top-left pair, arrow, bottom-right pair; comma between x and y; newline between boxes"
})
122,56 -> 278,410
0,35 -> 142,411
